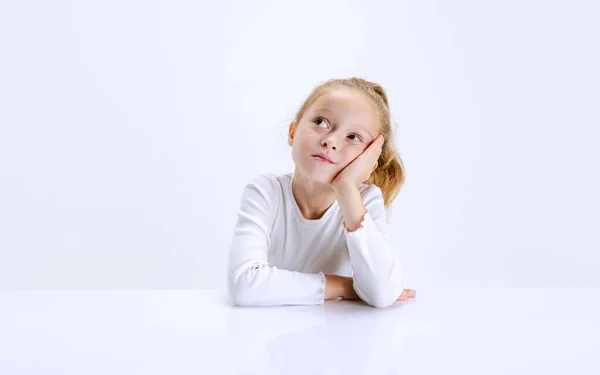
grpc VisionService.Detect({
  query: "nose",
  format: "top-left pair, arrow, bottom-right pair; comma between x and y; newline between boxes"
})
321,135 -> 338,151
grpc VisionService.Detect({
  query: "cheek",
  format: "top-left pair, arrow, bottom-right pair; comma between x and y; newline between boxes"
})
292,133 -> 315,152
341,147 -> 364,165
291,137 -> 311,162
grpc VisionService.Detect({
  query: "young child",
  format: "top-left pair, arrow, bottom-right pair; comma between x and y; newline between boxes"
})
227,77 -> 416,308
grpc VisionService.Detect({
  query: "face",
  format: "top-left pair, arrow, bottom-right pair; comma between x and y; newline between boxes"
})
288,87 -> 381,185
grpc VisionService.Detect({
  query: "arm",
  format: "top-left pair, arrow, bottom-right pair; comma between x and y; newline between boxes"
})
333,182 -> 404,308
228,175 -> 345,306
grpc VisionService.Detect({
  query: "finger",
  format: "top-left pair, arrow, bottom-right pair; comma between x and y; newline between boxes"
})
363,136 -> 384,163
371,134 -> 384,149
364,134 -> 381,149
399,289 -> 416,298
356,135 -> 384,160
350,135 -> 384,177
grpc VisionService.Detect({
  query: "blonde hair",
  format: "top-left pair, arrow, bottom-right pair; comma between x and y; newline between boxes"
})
292,77 -> 406,216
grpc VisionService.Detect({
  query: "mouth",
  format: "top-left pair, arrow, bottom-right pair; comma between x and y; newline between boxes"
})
312,153 -> 334,164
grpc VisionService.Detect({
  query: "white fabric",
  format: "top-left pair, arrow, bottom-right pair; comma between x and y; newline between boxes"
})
227,173 -> 405,307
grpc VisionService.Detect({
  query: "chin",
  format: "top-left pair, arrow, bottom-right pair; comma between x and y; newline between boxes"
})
293,151 -> 338,183
298,165 -> 336,185
313,174 -> 334,186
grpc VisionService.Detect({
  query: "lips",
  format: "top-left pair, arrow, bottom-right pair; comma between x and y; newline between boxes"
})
312,153 -> 334,164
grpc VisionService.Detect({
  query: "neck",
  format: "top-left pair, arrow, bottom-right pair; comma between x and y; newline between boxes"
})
291,168 -> 337,220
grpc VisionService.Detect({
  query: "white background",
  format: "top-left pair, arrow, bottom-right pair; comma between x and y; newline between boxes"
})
1,0 -> 598,290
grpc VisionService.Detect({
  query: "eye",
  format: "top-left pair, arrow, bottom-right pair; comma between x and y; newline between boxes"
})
348,134 -> 363,142
314,117 -> 329,128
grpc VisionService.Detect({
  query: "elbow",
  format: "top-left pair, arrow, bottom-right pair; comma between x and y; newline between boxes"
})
368,292 -> 398,308
355,284 -> 398,308
228,265 -> 263,306
229,287 -> 252,306
355,277 -> 404,308
228,277 -> 255,306
371,278 -> 404,308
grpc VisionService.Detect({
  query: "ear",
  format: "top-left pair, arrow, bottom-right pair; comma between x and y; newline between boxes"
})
288,121 -> 296,146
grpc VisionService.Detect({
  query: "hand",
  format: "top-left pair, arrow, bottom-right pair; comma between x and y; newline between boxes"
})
331,134 -> 384,190
396,288 -> 416,302
340,276 -> 361,301
325,275 -> 361,300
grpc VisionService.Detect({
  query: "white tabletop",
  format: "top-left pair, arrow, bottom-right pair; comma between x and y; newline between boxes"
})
0,288 -> 597,374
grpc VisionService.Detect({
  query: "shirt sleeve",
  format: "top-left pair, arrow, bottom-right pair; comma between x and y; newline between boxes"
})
227,174 -> 326,306
343,184 -> 405,308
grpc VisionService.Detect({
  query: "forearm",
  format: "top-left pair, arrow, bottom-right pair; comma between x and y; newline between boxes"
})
345,216 -> 404,307
229,263 -> 326,306
351,245 -> 404,306
333,182 -> 400,280
333,182 -> 367,232
333,183 -> 404,307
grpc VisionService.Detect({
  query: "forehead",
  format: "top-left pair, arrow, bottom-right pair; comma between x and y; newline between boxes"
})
309,88 -> 380,133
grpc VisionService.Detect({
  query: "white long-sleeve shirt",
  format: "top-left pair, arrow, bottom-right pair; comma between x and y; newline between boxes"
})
227,172 -> 405,308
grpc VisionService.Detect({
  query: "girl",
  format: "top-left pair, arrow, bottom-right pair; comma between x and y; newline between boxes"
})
227,77 -> 416,308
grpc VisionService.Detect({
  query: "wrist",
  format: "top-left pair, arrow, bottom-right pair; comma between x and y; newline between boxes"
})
324,274 -> 355,300
332,180 -> 356,196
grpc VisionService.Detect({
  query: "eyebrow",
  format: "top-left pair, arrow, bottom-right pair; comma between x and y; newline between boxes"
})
313,108 -> 375,139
